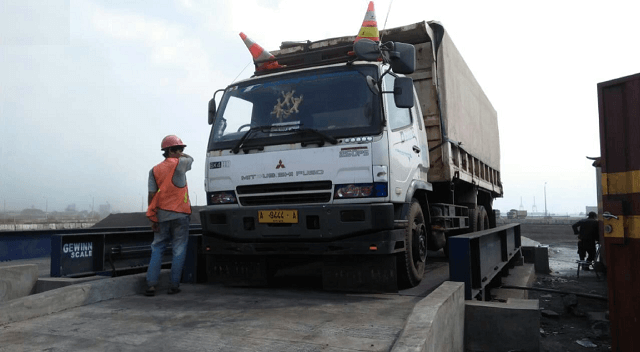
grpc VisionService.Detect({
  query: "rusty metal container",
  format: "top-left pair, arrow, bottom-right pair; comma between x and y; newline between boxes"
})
597,72 -> 640,352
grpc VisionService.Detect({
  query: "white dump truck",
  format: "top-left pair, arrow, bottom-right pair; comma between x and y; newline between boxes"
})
200,21 -> 502,291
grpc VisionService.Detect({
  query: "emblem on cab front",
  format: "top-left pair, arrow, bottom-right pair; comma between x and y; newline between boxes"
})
276,160 -> 285,169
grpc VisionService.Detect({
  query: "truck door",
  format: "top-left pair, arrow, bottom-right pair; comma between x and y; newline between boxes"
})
597,72 -> 640,352
383,74 -> 423,203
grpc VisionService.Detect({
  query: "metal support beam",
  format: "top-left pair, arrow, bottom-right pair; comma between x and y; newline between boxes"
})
448,224 -> 521,300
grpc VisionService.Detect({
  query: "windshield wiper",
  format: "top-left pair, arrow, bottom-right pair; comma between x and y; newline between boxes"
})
231,126 -> 338,154
295,128 -> 338,147
232,125 -> 301,154
231,125 -> 270,154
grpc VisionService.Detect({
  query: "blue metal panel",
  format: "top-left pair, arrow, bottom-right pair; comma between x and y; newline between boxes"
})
0,227 -> 150,262
182,234 -> 201,283
49,227 -> 203,284
51,234 -> 105,277
51,235 -> 62,277
449,233 -> 474,299
0,232 -> 52,261
449,224 -> 521,300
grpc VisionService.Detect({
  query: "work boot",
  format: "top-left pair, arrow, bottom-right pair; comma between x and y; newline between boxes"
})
168,285 -> 181,295
144,286 -> 156,296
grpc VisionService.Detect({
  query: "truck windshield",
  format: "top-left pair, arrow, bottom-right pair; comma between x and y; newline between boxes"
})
208,65 -> 381,151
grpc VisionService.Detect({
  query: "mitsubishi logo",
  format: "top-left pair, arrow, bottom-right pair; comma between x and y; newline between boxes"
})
276,160 -> 285,169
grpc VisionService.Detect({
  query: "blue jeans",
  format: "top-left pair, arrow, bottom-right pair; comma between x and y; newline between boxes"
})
146,216 -> 190,287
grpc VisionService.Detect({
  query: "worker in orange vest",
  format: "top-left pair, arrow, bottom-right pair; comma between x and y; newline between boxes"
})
145,135 -> 193,296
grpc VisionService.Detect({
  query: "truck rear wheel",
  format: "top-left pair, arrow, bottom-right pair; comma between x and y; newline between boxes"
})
468,206 -> 490,232
397,199 -> 427,288
468,207 -> 479,232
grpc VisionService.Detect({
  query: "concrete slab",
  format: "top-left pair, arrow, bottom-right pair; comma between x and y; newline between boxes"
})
399,261 -> 450,297
35,275 -> 108,293
0,270 -> 172,325
521,236 -> 541,247
522,245 -> 550,274
0,264 -> 38,302
0,281 -> 424,351
0,256 -> 51,278
492,263 -> 536,301
391,281 -> 465,352
465,298 -> 540,352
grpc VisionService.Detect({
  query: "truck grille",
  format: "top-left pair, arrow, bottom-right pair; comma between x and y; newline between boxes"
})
237,181 -> 332,206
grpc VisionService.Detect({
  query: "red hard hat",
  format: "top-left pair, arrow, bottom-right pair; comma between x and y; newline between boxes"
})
161,135 -> 186,150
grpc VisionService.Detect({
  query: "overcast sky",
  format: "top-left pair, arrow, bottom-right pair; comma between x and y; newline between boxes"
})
1,0 -> 638,215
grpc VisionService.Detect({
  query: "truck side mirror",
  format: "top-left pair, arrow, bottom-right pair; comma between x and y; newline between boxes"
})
394,77 -> 414,108
388,42 -> 415,74
208,97 -> 216,125
208,89 -> 226,125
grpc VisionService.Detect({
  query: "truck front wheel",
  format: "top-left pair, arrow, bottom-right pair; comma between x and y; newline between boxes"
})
397,199 -> 427,288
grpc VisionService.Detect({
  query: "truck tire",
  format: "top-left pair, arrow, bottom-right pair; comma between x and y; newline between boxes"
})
477,206 -> 490,230
468,207 -> 479,232
397,199 -> 427,288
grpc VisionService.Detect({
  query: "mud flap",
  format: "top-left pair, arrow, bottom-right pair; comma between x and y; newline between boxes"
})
205,255 -> 270,287
322,255 -> 398,293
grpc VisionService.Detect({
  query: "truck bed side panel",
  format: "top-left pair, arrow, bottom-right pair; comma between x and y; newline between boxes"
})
437,32 -> 500,172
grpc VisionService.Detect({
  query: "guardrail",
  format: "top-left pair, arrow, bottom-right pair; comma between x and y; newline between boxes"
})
448,223 -> 521,300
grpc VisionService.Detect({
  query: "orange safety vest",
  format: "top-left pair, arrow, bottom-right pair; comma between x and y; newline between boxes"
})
146,158 -> 191,222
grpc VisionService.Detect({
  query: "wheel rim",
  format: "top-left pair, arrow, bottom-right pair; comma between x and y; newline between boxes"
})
412,220 -> 427,264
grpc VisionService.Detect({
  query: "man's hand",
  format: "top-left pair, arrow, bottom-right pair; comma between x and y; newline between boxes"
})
151,222 -> 160,232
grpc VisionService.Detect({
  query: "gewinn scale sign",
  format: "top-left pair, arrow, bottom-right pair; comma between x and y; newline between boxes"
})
63,242 -> 93,259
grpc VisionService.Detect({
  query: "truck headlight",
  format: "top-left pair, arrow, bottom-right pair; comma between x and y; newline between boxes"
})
207,191 -> 237,205
334,183 -> 388,198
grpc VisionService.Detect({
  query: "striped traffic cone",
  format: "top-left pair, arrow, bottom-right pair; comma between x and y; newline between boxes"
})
239,32 -> 283,71
354,1 -> 379,43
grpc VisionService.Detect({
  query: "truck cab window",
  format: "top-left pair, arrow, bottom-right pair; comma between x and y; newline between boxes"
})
208,66 -> 382,151
383,74 -> 412,130
218,96 -> 253,135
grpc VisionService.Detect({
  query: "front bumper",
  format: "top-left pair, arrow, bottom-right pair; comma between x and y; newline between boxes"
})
199,203 -> 405,255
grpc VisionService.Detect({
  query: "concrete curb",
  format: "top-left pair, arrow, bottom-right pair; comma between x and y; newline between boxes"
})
391,281 -> 465,352
0,270 -> 171,326
0,264 -> 38,303
492,263 -> 536,301
465,298 -> 540,352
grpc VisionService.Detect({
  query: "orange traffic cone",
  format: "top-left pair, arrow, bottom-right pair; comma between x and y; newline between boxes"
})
354,1 -> 379,43
239,32 -> 283,71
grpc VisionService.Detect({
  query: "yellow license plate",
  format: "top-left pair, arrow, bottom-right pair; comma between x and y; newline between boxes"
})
258,209 -> 299,224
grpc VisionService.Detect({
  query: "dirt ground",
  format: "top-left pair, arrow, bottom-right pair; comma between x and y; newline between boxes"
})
520,223 -> 610,352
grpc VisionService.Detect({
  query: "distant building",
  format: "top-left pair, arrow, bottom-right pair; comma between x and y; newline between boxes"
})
65,204 -> 76,212
19,208 -> 46,220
